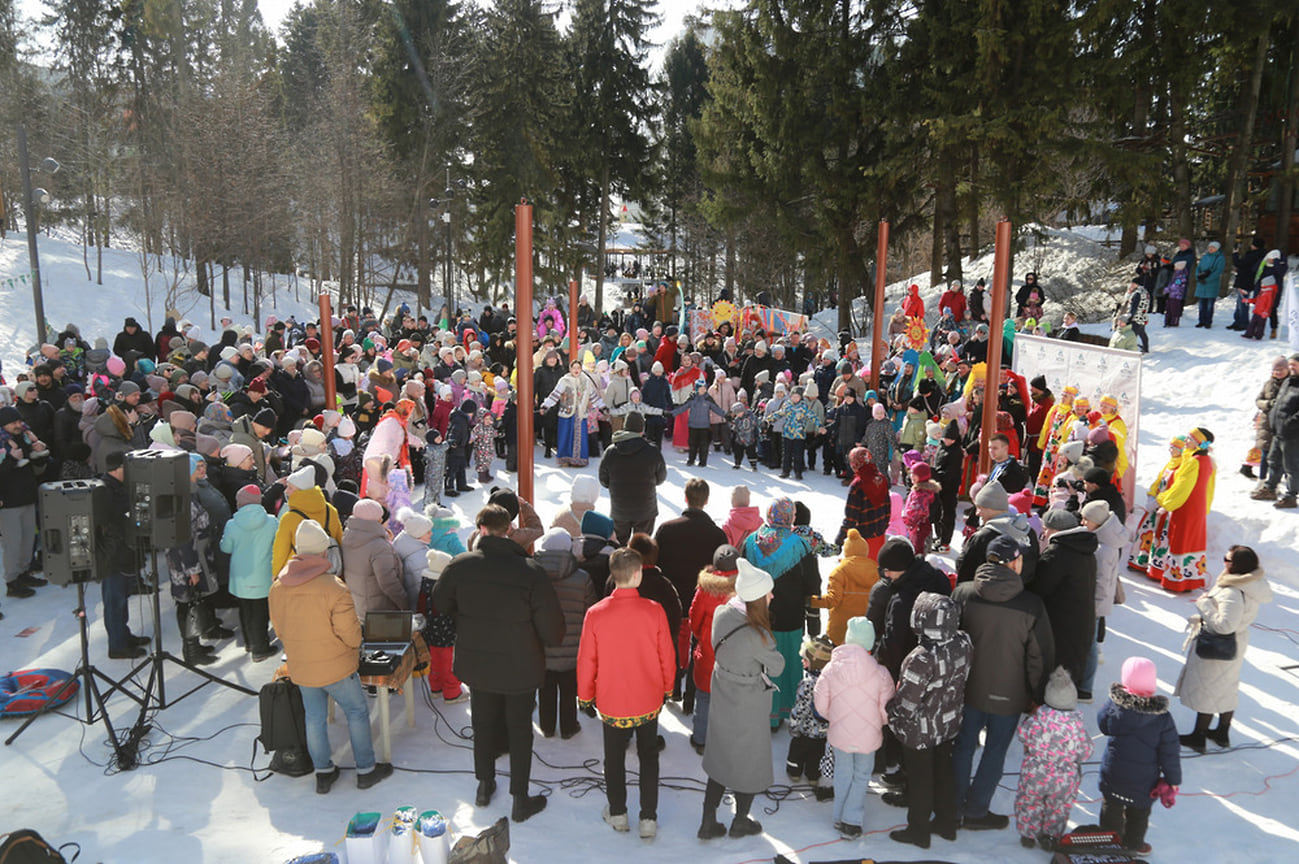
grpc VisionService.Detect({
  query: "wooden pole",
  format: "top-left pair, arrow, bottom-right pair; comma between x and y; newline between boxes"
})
568,278 -> 579,361
979,219 -> 1013,477
516,200 -> 536,507
870,221 -> 889,390
318,292 -> 337,411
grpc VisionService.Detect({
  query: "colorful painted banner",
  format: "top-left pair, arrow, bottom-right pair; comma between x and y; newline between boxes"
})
740,305 -> 808,335
1012,333 -> 1142,508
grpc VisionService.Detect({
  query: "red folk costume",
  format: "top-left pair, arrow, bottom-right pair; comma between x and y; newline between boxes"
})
1129,436 -> 1187,575
669,358 -> 702,449
1145,429 -> 1215,593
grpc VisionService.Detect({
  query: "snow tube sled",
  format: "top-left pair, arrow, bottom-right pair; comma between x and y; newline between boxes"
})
0,668 -> 79,717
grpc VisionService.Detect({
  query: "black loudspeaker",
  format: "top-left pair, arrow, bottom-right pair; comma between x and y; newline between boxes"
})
39,479 -> 112,586
123,449 -> 192,548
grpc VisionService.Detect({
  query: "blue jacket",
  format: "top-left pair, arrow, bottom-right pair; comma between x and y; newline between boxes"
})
1194,249 -> 1225,299
1097,683 -> 1182,808
219,503 -> 278,599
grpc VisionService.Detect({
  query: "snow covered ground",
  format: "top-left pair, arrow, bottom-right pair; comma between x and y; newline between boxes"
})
3,229 -> 1299,862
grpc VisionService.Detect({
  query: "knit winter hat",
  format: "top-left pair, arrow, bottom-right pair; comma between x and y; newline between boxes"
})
581,510 -> 615,540
974,479 -> 1009,512
1058,440 -> 1085,465
253,407 -> 278,429
925,421 -> 943,441
235,484 -> 262,509
337,416 -> 356,438
877,537 -> 916,572
942,420 -> 960,441
540,527 -> 573,553
571,475 -> 600,505
801,634 -> 835,671
352,499 -> 384,522
910,463 -> 932,483
1081,499 -> 1110,526
712,544 -> 740,574
844,616 -> 876,649
299,427 -> 327,453
623,412 -> 646,434
487,487 -> 520,520
286,465 -> 317,491
734,558 -> 774,602
295,519 -> 330,556
221,443 -> 254,468
767,497 -> 796,528
1121,656 -> 1158,697
423,549 -> 453,580
1044,666 -> 1078,711
1042,508 -> 1080,531
872,403 -> 887,420
397,507 -> 433,539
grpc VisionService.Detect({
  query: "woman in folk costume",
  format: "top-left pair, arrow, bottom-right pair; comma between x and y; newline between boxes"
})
361,397 -> 414,499
670,351 -> 704,450
539,359 -> 605,467
1146,427 -> 1215,593
1128,435 -> 1187,574
1098,394 -> 1130,482
1032,384 -> 1078,507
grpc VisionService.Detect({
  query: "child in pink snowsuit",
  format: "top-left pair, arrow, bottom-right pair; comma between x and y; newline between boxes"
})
1014,666 -> 1093,850
901,462 -> 940,555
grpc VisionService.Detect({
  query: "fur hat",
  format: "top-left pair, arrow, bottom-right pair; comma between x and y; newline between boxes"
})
352,499 -> 384,522
571,475 -> 600,505
235,484 -> 262,509
844,616 -> 876,649
1121,656 -> 1157,697
295,519 -> 330,556
878,537 -> 916,572
734,558 -> 774,602
974,480 -> 1009,512
712,544 -> 740,574
1044,666 -> 1078,711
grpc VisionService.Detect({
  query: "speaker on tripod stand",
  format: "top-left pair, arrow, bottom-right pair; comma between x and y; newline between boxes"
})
119,450 -> 255,717
4,479 -> 132,758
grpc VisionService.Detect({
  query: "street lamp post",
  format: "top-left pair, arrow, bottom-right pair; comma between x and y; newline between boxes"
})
17,125 -> 59,345
430,167 -> 467,324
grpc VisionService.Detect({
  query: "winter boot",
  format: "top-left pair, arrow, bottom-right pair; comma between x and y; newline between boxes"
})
1179,712 -> 1212,753
183,637 -> 218,666
197,598 -> 235,640
478,470 -> 492,484
1207,711 -> 1233,747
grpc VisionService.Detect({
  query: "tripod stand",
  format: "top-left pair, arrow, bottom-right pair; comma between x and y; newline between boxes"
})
122,543 -> 257,711
5,582 -> 132,763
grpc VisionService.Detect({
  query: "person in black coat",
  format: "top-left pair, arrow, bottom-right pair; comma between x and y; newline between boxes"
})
614,534 -> 683,661
1228,237 -> 1266,331
598,412 -> 668,544
432,504 -> 565,823
1082,466 -> 1127,524
444,400 -> 476,497
933,421 -> 964,551
1028,510 -> 1098,695
1015,272 -> 1044,317
956,481 -> 1040,585
96,451 -> 149,657
113,317 -> 157,362
534,349 -> 565,457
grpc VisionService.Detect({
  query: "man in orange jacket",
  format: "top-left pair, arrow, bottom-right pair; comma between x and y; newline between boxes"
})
578,548 -> 676,840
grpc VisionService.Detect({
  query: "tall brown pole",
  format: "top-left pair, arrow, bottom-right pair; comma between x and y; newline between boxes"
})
568,278 -> 579,361
516,200 -> 536,507
979,219 -> 1013,477
318,293 -> 337,410
870,221 -> 889,390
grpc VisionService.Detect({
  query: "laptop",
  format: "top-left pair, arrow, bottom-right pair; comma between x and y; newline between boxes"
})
359,611 -> 413,676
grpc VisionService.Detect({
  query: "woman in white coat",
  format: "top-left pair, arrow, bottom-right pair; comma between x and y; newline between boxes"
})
1174,545 -> 1272,751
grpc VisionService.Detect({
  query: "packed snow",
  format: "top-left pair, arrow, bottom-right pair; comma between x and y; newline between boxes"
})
2,226 -> 1299,863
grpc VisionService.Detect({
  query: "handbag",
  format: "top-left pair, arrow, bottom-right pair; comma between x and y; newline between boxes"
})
1194,628 -> 1237,661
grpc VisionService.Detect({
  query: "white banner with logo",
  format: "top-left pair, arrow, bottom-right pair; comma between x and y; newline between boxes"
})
1011,333 -> 1143,508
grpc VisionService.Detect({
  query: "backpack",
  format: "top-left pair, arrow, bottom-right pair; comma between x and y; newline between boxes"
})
257,677 -> 313,777
0,829 -> 77,864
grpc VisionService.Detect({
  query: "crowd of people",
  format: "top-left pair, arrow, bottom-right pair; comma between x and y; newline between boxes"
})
0,266 -> 1280,851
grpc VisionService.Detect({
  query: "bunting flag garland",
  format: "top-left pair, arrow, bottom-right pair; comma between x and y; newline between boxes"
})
2,272 -> 34,290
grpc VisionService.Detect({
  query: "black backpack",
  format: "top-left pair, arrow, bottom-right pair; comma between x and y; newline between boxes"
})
0,830 -> 78,864
257,677 -> 313,777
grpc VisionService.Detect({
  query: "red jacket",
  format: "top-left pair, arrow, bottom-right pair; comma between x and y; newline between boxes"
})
902,284 -> 925,319
1247,282 -> 1277,319
577,587 -> 675,726
429,398 -> 453,438
938,289 -> 967,323
689,568 -> 735,692
1026,394 -> 1054,453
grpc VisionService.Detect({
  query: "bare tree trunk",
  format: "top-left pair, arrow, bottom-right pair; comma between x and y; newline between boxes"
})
1273,18 -> 1298,258
930,208 -> 944,288
1221,29 -> 1271,294
1168,80 -> 1195,242
967,145 -> 980,257
596,164 -> 609,312
938,150 -> 963,283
